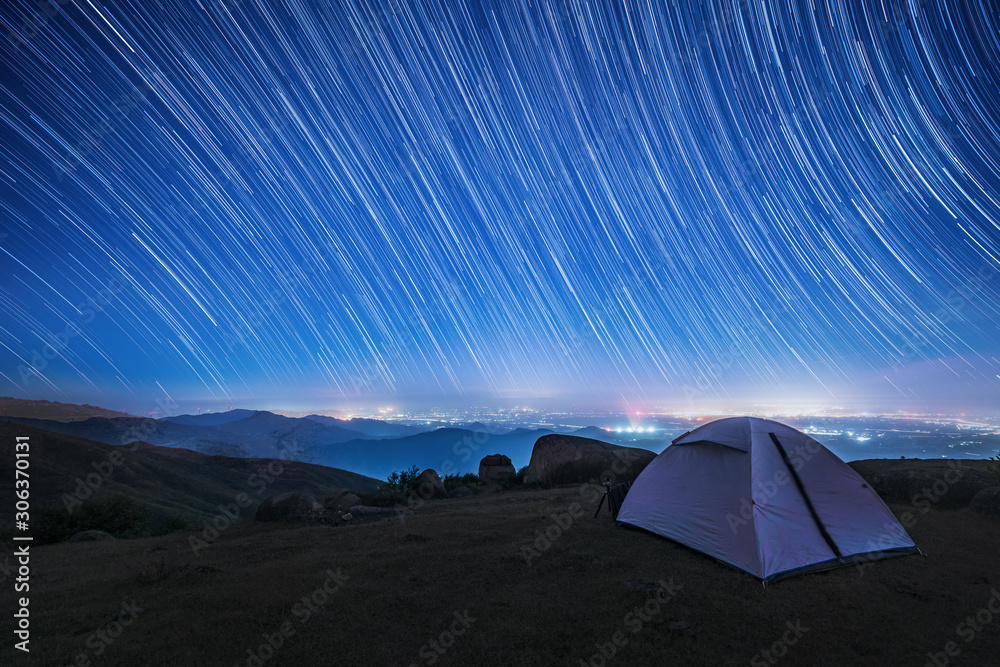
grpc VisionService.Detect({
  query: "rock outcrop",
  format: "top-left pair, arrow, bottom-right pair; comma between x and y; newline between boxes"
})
408,469 -> 448,500
478,454 -> 516,482
523,434 -> 656,487
970,487 -> 1000,516
860,463 -> 996,509
322,489 -> 361,512
255,492 -> 326,522
449,485 -> 473,498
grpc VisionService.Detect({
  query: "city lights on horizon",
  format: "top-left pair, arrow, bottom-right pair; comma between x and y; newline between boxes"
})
121,394 -> 999,427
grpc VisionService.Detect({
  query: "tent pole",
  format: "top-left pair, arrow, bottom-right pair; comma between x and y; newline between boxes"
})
769,432 -> 844,561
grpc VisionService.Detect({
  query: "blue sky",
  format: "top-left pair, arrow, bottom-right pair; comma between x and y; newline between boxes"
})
1,1 -> 999,415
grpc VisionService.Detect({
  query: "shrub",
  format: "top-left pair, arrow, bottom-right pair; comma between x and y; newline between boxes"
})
499,466 -> 529,490
443,472 -> 484,492
987,452 -> 1000,480
385,465 -> 421,490
358,486 -> 407,508
35,493 -> 190,544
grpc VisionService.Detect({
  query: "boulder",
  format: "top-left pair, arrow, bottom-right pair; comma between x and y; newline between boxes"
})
863,463 -> 997,509
407,469 -> 448,500
970,487 -> 1000,516
322,490 -> 361,512
255,492 -> 326,522
523,434 -> 657,488
321,487 -> 348,502
479,454 -> 516,482
66,530 -> 116,543
449,485 -> 472,498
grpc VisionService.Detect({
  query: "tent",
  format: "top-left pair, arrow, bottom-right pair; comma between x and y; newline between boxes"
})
616,417 -> 917,582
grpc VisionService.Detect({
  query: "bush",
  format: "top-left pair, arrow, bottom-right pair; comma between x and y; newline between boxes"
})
385,465 -> 421,490
358,486 -> 407,508
35,493 -> 190,544
443,472 -> 484,492
499,466 -> 529,490
987,452 -> 1000,480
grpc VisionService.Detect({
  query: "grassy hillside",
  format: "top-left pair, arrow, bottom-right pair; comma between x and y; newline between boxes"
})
2,482 -> 997,666
1,411 -> 371,460
0,396 -> 131,421
0,414 -> 204,449
0,422 -> 381,542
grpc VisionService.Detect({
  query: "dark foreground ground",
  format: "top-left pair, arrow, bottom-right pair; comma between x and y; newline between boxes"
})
4,484 -> 999,666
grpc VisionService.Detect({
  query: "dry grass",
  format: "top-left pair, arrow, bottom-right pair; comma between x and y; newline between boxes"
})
5,485 -> 999,666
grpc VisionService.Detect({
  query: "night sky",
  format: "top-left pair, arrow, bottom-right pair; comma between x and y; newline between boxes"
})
1,1 -> 999,415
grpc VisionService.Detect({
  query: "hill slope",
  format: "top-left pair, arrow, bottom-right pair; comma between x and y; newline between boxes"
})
1,415 -> 203,449
0,421 -> 381,538
1,411 -> 371,460
4,483 -> 997,666
0,396 -> 131,421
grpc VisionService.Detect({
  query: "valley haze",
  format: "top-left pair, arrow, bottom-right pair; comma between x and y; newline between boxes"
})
2,397 -> 999,480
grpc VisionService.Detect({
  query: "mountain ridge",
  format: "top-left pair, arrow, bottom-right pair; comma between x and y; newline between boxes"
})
0,396 -> 132,421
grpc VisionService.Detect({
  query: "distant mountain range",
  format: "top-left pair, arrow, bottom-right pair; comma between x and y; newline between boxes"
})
0,413 -> 554,480
162,409 -> 258,426
308,426 -> 560,480
303,414 -> 426,438
0,400 -> 670,482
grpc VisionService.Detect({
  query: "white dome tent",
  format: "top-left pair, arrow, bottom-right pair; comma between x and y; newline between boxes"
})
616,417 -> 918,582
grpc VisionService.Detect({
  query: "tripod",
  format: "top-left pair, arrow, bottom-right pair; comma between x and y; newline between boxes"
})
593,480 -> 614,518
594,478 -> 632,519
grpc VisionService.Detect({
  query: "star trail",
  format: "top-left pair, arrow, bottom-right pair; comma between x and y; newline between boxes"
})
1,0 -> 999,414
